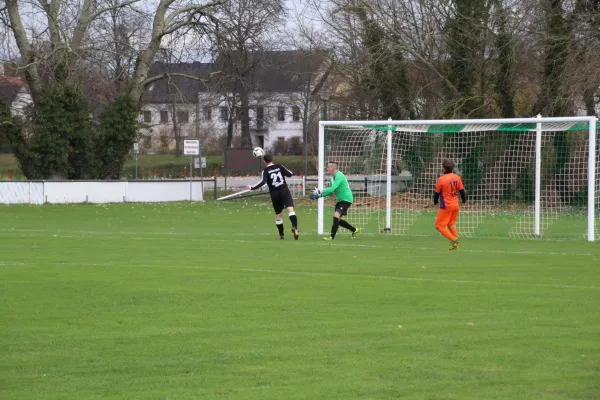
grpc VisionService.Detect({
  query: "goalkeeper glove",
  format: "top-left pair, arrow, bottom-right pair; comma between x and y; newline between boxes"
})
309,187 -> 321,200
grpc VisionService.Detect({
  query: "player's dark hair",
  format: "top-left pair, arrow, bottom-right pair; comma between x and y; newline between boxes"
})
327,161 -> 338,167
263,154 -> 273,163
442,159 -> 454,174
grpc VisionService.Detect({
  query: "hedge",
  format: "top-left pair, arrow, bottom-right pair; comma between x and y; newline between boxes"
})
121,156 -> 319,179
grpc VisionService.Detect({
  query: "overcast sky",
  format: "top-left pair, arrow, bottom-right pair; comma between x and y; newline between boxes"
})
0,0 -> 328,63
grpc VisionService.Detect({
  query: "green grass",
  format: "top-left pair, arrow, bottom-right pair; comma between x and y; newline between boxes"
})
1,201 -> 599,399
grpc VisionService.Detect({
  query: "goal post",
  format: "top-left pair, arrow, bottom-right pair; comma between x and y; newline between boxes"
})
318,116 -> 598,241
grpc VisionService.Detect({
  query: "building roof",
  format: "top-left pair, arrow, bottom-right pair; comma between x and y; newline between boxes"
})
143,50 -> 331,104
215,50 -> 330,93
144,62 -> 215,104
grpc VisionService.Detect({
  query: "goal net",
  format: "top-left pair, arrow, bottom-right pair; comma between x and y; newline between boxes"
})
317,117 -> 598,241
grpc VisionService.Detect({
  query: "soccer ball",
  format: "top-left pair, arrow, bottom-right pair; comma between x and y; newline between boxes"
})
252,147 -> 265,158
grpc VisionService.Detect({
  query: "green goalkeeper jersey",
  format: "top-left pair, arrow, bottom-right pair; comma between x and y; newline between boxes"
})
322,170 -> 354,203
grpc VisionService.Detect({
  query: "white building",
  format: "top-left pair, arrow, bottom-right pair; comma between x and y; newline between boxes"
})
139,50 -> 332,154
0,76 -> 32,117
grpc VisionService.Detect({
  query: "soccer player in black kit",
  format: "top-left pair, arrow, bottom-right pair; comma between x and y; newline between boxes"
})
246,154 -> 299,240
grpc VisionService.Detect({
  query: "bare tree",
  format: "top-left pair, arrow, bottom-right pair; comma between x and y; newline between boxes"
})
283,7 -> 333,174
204,0 -> 286,148
3,0 -> 221,106
87,0 -> 149,95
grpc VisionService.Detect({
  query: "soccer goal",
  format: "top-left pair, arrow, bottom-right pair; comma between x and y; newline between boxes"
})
317,116 -> 598,241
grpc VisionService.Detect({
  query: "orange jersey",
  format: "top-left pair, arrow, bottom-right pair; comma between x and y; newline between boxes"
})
435,173 -> 464,209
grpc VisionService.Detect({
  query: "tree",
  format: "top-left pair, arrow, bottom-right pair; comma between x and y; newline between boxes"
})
4,0 -> 221,105
573,0 -> 600,116
0,100 -> 20,153
282,7 -> 335,174
206,0 -> 286,148
532,0 -> 575,116
2,0 -> 220,178
95,96 -> 141,178
82,0 -> 149,102
493,1 -> 516,118
345,2 -> 416,120
152,49 -> 199,153
443,0 -> 492,118
12,85 -> 94,179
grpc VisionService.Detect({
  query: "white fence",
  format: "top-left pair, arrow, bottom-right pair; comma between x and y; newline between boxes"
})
0,181 -> 204,204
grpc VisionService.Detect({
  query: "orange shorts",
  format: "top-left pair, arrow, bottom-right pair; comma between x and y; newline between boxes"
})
436,207 -> 459,228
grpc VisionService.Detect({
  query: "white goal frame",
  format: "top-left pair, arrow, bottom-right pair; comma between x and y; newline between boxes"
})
318,116 -> 597,241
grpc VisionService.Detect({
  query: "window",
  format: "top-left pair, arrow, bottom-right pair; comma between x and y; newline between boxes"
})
203,106 -> 212,121
277,106 -> 285,121
220,107 -> 228,121
160,110 -> 169,123
292,106 -> 300,122
159,136 -> 170,152
177,111 -> 189,124
143,110 -> 152,123
142,135 -> 152,149
256,106 -> 264,128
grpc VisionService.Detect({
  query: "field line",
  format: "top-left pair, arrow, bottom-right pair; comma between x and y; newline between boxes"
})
0,229 -> 596,257
1,260 -> 599,290
0,227 -> 596,243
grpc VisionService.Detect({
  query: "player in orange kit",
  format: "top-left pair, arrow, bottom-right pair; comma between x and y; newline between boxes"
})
433,160 -> 467,250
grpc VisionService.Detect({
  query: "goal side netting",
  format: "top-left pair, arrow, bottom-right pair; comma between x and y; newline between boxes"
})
317,117 -> 598,241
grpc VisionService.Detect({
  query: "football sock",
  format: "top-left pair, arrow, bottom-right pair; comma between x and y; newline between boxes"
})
289,212 -> 298,230
448,225 -> 458,238
276,220 -> 284,236
331,217 -> 340,239
339,219 -> 355,232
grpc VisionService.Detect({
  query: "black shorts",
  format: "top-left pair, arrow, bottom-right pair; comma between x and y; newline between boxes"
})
271,188 -> 294,214
335,201 -> 352,216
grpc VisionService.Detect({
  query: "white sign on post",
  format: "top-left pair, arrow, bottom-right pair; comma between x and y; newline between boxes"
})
183,139 -> 200,156
194,157 -> 200,169
133,143 -> 140,154
201,157 -> 206,168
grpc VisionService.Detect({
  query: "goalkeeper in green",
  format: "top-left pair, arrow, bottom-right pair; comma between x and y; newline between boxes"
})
310,161 -> 359,240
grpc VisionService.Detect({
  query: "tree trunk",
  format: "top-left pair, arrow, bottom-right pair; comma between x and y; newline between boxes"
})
5,0 -> 44,103
494,3 -> 516,118
239,89 -> 252,148
127,2 -> 169,105
227,116 -> 234,148
532,0 -> 573,116
172,107 -> 180,154
583,87 -> 597,116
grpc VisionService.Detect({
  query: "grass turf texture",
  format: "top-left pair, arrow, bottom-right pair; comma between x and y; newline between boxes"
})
1,202 -> 599,399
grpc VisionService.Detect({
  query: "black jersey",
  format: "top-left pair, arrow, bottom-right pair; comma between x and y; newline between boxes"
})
250,163 -> 293,192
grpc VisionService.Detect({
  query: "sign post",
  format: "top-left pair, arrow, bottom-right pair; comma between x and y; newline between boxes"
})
183,139 -> 201,200
133,143 -> 140,180
199,157 -> 206,194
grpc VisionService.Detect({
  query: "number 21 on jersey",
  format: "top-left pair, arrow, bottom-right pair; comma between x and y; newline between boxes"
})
270,172 -> 284,187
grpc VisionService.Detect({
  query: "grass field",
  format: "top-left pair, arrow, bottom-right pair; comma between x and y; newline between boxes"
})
1,201 -> 599,399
